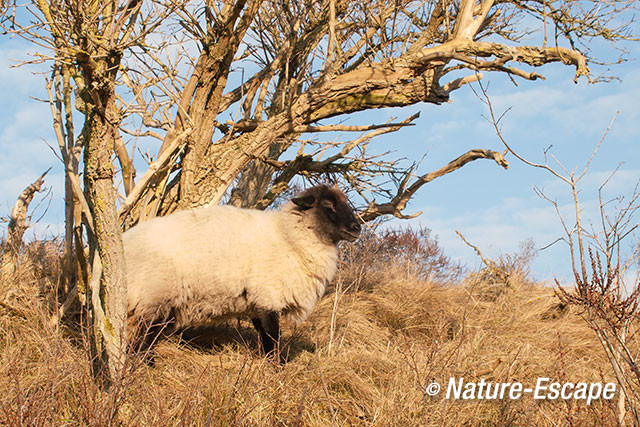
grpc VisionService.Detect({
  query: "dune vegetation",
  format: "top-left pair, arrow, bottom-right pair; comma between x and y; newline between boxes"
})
0,228 -> 621,426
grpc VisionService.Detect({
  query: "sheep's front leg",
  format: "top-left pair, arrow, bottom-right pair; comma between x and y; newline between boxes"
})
251,311 -> 280,359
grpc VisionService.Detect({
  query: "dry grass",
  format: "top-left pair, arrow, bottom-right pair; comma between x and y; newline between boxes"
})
0,231 -> 623,426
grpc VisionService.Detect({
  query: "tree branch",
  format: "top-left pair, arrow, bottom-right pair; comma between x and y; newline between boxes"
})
118,128 -> 192,223
359,148 -> 509,222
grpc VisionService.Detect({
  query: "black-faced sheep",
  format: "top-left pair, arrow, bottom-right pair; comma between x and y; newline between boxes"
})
124,184 -> 361,358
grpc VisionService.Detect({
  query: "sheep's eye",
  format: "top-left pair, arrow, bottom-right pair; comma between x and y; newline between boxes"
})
320,198 -> 336,212
324,207 -> 337,222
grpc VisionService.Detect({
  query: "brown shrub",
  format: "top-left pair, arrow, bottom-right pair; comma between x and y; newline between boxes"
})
337,226 -> 463,292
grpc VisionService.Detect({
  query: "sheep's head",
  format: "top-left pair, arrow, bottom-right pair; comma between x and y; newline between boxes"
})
291,185 -> 362,243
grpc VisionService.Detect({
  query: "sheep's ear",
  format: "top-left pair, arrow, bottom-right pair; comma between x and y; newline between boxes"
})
292,194 -> 316,210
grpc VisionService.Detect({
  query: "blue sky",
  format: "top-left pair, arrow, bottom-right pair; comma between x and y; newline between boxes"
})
1,35 -> 638,286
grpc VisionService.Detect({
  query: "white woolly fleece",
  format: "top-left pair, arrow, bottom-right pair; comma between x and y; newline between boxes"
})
123,202 -> 339,330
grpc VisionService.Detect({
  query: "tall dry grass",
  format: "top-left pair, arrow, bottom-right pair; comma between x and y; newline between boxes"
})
0,229 -> 623,426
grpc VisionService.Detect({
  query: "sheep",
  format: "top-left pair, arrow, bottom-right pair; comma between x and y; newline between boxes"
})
123,184 -> 361,358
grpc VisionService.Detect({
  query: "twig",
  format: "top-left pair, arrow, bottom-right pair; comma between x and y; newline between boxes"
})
456,230 -> 509,284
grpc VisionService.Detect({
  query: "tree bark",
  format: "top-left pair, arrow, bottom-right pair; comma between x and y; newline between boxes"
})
81,69 -> 128,384
177,0 -> 262,210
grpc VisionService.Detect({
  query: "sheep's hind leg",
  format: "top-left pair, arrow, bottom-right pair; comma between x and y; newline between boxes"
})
251,312 -> 281,361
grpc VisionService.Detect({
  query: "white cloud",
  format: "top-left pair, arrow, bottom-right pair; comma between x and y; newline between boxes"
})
483,69 -> 640,154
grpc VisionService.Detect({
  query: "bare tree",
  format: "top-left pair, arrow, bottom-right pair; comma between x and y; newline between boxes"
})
113,0 -> 638,224
1,0 -> 638,381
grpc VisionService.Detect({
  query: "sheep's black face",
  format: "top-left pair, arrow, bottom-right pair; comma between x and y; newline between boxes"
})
292,185 -> 361,243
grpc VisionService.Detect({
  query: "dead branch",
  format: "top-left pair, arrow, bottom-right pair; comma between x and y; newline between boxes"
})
359,148 -> 509,222
1,168 -> 51,281
4,168 -> 50,247
0,299 -> 29,319
115,133 -> 136,196
225,120 -> 417,133
252,113 -> 421,209
456,230 -> 510,285
45,75 -> 94,234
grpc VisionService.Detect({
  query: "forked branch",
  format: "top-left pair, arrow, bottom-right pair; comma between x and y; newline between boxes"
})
359,148 -> 509,222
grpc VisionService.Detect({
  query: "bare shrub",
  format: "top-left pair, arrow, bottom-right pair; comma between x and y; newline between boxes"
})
480,80 -> 640,425
464,239 -> 538,301
337,226 -> 463,291
1,237 -> 63,312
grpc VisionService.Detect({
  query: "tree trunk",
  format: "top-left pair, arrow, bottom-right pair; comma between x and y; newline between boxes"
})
83,90 -> 128,384
175,0 -> 261,210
